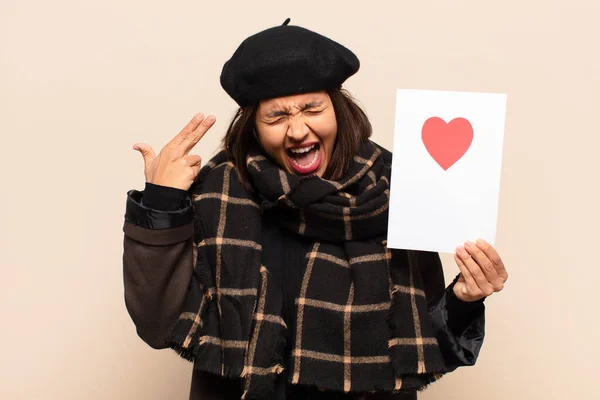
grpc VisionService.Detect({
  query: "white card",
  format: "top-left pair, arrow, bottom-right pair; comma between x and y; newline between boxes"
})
387,88 -> 507,253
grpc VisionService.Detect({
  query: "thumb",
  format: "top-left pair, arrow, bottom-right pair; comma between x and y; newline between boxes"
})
133,143 -> 156,167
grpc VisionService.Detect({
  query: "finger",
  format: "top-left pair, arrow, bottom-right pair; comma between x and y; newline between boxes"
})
180,115 -> 216,154
453,253 -> 481,297
133,143 -> 156,168
183,154 -> 202,166
475,238 -> 508,282
463,241 -> 504,292
169,114 -> 216,157
190,164 -> 201,178
168,113 -> 205,148
456,245 -> 495,297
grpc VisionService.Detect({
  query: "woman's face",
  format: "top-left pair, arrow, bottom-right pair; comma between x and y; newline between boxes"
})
255,90 -> 337,177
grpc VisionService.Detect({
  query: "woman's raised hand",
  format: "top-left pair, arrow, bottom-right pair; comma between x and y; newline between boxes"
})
453,238 -> 508,302
133,113 -> 216,191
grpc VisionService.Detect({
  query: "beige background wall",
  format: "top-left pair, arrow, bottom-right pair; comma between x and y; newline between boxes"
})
1,0 -> 598,398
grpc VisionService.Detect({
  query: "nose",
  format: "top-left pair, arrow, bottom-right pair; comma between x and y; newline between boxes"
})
286,113 -> 309,142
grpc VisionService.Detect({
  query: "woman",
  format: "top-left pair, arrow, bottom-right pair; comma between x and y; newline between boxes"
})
122,19 -> 508,400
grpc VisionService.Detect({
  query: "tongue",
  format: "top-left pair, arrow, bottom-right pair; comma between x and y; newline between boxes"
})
291,148 -> 317,166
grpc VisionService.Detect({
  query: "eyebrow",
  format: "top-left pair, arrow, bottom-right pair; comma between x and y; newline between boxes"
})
265,101 -> 323,118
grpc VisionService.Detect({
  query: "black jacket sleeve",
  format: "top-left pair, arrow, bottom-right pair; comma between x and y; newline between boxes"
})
415,250 -> 486,372
122,185 -> 195,349
140,182 -> 191,211
429,274 -> 485,371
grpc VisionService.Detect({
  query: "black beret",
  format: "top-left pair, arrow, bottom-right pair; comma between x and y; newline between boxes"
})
220,19 -> 360,107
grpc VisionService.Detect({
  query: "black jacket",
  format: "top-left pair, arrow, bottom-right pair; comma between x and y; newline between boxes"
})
122,183 -> 486,400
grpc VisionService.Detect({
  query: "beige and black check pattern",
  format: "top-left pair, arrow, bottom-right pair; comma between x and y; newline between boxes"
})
167,141 -> 450,399
284,237 -> 447,394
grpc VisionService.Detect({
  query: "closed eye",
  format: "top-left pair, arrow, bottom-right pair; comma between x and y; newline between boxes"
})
304,109 -> 323,115
265,117 -> 285,125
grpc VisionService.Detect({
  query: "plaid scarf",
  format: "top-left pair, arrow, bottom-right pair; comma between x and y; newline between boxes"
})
167,140 -> 449,399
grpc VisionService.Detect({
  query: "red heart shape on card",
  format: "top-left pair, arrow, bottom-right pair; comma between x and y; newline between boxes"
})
421,117 -> 473,170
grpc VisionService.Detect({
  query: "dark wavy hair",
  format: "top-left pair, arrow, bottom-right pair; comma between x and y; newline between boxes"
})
221,86 -> 372,187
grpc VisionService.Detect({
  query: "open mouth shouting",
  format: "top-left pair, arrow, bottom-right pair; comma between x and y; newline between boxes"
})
286,142 -> 321,175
